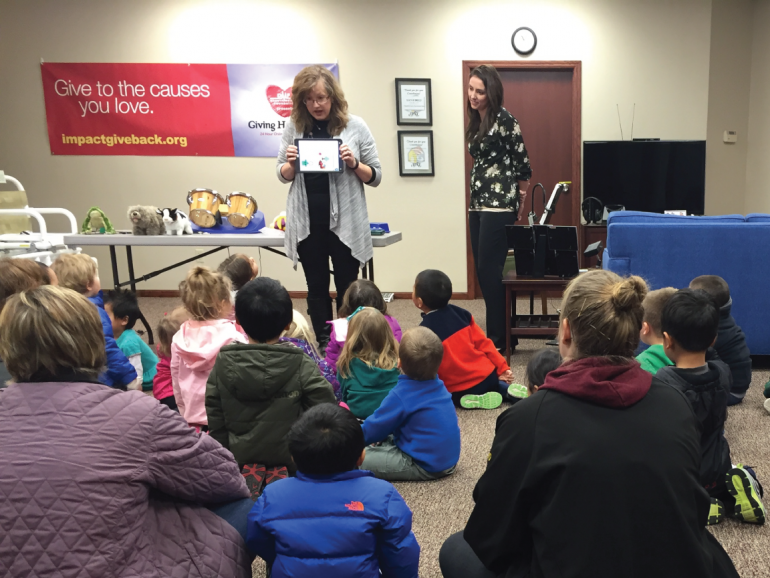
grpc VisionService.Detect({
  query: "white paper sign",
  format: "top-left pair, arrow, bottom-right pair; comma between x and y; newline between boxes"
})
402,135 -> 431,171
400,85 -> 428,121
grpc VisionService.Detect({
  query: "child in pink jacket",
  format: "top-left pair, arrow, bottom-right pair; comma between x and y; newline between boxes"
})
325,280 -> 402,371
171,267 -> 247,429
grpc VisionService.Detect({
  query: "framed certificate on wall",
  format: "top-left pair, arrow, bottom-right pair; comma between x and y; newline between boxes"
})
398,130 -> 434,176
395,78 -> 432,126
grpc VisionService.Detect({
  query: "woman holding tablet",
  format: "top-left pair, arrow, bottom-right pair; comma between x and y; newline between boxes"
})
466,65 -> 531,353
277,66 -> 381,348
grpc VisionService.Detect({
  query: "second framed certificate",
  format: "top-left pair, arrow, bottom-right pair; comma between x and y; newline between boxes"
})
398,130 -> 434,177
395,78 -> 432,126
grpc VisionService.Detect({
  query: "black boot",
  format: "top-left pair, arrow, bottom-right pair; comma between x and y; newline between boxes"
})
306,296 -> 334,352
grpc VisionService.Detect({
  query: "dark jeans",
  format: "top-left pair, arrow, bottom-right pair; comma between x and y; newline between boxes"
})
297,227 -> 361,343
440,532 -> 501,578
158,396 -> 178,412
209,496 -> 257,553
469,211 -> 518,351
451,369 -> 508,406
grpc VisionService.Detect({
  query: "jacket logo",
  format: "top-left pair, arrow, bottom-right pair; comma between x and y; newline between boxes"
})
345,501 -> 364,512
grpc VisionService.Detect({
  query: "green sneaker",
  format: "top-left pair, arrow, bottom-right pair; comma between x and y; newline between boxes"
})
707,498 -> 724,526
726,465 -> 766,525
507,383 -> 529,399
460,392 -> 503,410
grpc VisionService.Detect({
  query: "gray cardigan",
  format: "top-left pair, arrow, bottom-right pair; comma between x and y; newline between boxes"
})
276,114 -> 382,267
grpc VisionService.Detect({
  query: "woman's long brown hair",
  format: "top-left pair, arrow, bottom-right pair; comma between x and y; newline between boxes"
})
465,65 -> 504,144
290,65 -> 349,136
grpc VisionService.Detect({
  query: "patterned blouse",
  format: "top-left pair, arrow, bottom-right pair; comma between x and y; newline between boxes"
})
468,107 -> 532,211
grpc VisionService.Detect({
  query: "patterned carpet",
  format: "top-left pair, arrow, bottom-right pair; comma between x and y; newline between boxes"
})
136,295 -> 770,578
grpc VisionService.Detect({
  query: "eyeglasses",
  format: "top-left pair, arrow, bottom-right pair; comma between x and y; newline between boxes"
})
304,96 -> 330,105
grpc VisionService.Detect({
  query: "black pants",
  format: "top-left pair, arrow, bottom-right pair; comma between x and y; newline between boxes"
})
469,211 -> 517,351
439,532 -> 501,578
297,225 -> 360,344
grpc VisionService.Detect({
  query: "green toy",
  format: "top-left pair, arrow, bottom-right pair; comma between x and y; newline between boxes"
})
81,206 -> 115,234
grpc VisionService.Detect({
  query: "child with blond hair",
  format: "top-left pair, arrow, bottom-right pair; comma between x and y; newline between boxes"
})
171,266 -> 246,429
337,308 -> 400,419
280,310 -> 340,398
51,253 -> 135,389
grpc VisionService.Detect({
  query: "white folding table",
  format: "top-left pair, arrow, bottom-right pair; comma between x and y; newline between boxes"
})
62,228 -> 402,292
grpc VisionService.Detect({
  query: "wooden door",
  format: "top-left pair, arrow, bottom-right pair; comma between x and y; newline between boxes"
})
463,61 -> 581,298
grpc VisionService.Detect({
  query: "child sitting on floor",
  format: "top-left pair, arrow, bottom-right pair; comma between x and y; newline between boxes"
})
153,307 -> 189,411
337,308 -> 400,419
656,289 -> 765,525
325,279 -> 402,371
690,275 -> 752,405
206,278 -> 336,476
51,253 -> 136,390
507,348 -> 564,401
361,327 -> 461,481
280,309 -> 340,399
246,403 -> 420,578
414,269 -> 512,409
218,253 -> 259,297
636,287 -> 677,375
171,266 -> 246,430
104,289 -> 158,391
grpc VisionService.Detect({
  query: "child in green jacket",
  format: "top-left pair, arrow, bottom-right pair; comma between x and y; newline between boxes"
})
337,308 -> 400,419
636,287 -> 677,374
105,290 -> 158,390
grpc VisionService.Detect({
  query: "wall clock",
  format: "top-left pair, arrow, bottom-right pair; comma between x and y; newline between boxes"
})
512,27 -> 537,55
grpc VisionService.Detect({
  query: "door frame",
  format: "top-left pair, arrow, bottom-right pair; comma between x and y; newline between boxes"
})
462,60 -> 582,299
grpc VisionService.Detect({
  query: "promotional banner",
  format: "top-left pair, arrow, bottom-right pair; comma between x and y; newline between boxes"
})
41,62 -> 338,157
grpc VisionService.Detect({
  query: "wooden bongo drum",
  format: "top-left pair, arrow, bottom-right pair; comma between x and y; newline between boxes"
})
226,192 -> 258,228
187,189 -> 224,228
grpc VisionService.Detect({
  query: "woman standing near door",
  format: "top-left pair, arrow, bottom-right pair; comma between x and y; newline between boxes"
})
277,65 -> 382,348
466,64 -> 531,352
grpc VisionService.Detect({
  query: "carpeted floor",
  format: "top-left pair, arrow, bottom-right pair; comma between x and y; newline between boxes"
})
136,295 -> 770,578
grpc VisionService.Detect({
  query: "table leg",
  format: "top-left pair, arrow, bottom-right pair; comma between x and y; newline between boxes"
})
126,246 -> 137,293
109,246 -> 120,291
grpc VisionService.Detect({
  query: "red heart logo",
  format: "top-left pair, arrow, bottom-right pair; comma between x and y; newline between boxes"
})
266,85 -> 293,118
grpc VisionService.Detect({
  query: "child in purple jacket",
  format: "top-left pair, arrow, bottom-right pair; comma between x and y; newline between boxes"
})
280,310 -> 340,399
325,280 -> 402,371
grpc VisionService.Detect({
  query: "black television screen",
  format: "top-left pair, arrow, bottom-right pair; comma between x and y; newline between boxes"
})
583,140 -> 706,215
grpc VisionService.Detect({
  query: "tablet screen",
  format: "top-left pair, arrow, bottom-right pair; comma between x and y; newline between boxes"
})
295,139 -> 343,173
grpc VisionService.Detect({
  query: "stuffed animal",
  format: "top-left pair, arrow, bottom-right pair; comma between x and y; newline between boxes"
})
81,207 -> 115,234
158,208 -> 193,235
127,205 -> 165,236
271,211 -> 287,231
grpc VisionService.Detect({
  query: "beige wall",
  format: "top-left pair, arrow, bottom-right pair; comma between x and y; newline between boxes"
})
746,0 -> 770,213
0,0 -> 713,292
705,0 -> 753,216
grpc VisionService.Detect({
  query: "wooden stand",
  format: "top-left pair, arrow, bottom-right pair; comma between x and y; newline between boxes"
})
503,272 -> 572,362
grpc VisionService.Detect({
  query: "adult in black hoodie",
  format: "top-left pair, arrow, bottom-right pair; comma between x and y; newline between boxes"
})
439,271 -> 738,578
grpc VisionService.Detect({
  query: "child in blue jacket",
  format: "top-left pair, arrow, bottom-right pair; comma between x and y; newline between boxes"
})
246,403 -> 420,578
361,327 -> 461,481
52,254 -> 136,389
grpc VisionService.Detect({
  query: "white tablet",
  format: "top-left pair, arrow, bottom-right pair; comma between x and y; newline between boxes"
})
295,138 -> 343,173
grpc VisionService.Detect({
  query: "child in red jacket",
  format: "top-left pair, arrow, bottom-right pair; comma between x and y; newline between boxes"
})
414,270 -> 513,409
153,307 -> 189,411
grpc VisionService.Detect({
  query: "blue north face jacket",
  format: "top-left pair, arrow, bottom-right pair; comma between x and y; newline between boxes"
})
87,291 -> 136,389
246,469 -> 420,578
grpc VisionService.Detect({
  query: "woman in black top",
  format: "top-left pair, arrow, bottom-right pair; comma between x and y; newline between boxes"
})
466,65 -> 531,352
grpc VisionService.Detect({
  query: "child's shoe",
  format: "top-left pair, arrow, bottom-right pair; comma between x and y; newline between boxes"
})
241,464 -> 267,500
265,466 -> 289,486
725,464 -> 766,525
507,383 -> 529,399
764,398 -> 770,415
764,379 -> 770,399
460,391 -> 503,410
707,498 -> 725,526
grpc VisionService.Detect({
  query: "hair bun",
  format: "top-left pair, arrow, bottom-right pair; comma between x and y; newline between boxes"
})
610,275 -> 647,312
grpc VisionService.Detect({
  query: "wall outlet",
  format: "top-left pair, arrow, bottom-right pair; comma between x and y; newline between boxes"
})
723,130 -> 738,143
